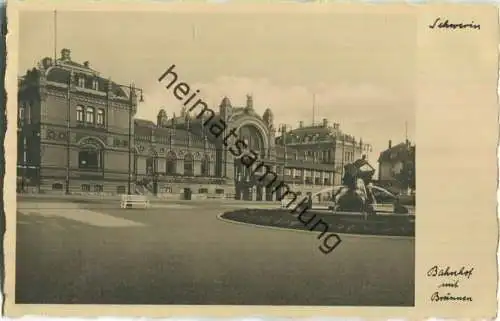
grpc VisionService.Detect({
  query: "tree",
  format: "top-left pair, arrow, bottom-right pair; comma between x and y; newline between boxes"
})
396,161 -> 415,190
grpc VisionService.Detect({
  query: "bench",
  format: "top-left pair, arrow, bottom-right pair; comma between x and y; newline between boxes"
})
120,194 -> 150,209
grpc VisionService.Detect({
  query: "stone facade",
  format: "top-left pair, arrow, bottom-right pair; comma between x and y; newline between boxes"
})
17,49 -> 371,201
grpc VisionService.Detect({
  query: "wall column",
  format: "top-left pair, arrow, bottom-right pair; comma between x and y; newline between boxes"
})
194,160 -> 201,176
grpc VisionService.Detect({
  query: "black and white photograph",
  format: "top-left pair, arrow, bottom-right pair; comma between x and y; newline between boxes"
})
5,3 -> 498,319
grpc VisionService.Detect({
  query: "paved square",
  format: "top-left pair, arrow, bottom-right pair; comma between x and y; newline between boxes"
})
16,198 -> 415,306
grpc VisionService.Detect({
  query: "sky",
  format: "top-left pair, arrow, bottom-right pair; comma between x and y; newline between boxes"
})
19,9 -> 416,162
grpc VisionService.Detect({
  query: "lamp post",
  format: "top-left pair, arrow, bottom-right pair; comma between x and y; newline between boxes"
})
146,155 -> 158,196
279,124 -> 288,198
152,152 -> 158,196
114,83 -> 144,195
280,125 -> 287,178
17,109 -> 25,193
340,134 -> 346,183
65,72 -> 73,195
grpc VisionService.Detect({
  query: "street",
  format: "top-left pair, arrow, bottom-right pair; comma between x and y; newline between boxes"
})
16,196 -> 415,306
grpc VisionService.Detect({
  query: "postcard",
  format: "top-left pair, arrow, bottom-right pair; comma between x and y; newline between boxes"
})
3,2 -> 498,319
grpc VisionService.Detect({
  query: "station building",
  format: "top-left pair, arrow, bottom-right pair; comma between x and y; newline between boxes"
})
17,49 -> 371,200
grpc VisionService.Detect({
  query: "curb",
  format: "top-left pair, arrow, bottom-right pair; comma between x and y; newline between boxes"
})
216,212 -> 415,240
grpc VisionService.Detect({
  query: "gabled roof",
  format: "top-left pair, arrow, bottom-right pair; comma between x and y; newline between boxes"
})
378,142 -> 415,163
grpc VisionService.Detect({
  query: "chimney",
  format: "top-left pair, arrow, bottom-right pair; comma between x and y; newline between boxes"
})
83,61 -> 90,68
388,140 -> 392,148
299,121 -> 304,128
322,118 -> 328,127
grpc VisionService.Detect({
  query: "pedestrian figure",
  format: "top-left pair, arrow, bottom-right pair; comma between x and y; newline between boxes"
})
307,192 -> 313,210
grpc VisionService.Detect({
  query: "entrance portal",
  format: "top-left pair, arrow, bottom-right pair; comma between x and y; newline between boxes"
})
231,122 -> 270,201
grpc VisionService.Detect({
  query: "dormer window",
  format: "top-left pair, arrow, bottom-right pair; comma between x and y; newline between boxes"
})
92,79 -> 99,91
77,76 -> 85,88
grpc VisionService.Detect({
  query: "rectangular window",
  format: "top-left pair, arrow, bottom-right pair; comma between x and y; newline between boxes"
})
96,109 -> 105,125
79,150 -> 100,169
146,158 -> 154,175
92,80 -> 99,91
81,184 -> 91,192
52,183 -> 63,190
198,188 -> 209,194
78,77 -> 85,87
94,185 -> 103,192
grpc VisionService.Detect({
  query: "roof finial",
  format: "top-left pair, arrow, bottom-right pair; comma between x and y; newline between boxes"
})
246,94 -> 253,109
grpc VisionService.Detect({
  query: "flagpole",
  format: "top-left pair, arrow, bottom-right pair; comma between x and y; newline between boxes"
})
54,10 -> 57,63
312,93 -> 316,126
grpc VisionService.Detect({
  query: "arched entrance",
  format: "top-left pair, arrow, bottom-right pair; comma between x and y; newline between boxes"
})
77,137 -> 105,171
233,123 -> 267,201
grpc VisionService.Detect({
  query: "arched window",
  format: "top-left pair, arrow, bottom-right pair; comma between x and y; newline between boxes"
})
184,153 -> 194,176
76,105 -> 84,122
96,109 -> 105,125
78,147 -> 102,170
85,107 -> 95,124
201,154 -> 210,176
166,151 -> 177,175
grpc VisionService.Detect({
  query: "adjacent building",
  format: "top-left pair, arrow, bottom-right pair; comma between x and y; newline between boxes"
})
17,49 -> 371,200
377,139 -> 415,194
